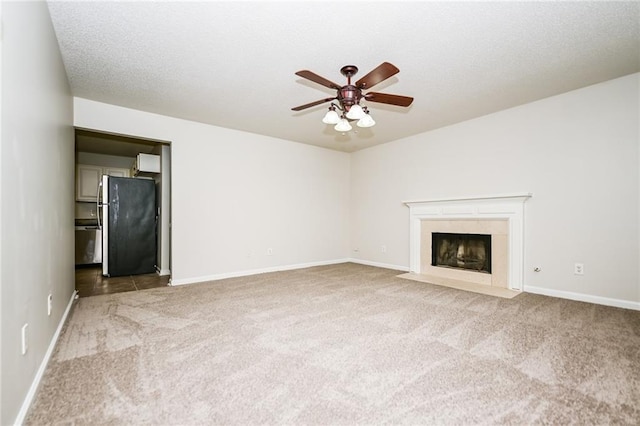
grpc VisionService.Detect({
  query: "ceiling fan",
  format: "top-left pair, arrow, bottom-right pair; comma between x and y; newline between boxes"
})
291,62 -> 414,132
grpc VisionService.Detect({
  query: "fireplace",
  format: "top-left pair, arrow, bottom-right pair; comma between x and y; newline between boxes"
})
431,232 -> 491,273
404,194 -> 531,292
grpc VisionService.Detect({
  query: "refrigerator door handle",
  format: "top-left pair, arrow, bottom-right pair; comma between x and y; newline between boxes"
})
97,179 -> 103,230
101,175 -> 109,277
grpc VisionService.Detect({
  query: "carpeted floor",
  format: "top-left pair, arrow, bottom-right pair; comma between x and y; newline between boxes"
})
25,263 -> 640,425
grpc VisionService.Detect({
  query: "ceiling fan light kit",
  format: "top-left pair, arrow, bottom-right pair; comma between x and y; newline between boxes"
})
322,105 -> 341,125
345,104 -> 365,120
335,118 -> 353,132
356,111 -> 375,128
292,62 -> 413,133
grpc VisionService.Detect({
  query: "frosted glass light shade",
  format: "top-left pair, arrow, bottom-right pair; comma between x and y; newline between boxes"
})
345,104 -> 366,120
334,118 -> 352,132
322,109 -> 340,124
356,113 -> 375,128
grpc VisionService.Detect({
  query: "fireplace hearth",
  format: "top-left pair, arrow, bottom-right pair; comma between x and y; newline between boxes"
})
431,232 -> 491,273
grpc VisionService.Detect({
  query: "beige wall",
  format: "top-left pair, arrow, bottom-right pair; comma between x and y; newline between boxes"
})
350,73 -> 640,306
73,98 -> 352,283
0,2 -> 75,424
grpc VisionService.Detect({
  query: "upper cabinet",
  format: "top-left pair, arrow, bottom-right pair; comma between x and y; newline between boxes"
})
104,167 -> 129,178
76,164 -> 130,201
76,165 -> 101,202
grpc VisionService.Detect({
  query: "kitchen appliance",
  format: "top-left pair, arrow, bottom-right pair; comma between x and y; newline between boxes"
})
132,153 -> 160,176
99,175 -> 156,277
75,220 -> 102,265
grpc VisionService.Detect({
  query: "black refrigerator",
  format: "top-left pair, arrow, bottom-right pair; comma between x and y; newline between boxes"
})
100,175 -> 156,277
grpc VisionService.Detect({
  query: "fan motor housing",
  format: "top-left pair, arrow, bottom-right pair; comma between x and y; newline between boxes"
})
338,85 -> 362,110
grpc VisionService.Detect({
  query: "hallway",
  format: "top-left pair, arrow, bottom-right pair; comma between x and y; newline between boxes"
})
75,265 -> 169,297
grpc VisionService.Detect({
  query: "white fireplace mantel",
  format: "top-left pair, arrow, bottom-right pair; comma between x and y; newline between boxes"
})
403,193 -> 532,291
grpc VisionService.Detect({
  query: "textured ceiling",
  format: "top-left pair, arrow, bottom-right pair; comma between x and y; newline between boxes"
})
48,1 -> 640,153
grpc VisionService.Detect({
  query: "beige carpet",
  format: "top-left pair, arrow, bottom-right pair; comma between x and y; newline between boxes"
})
26,263 -> 640,425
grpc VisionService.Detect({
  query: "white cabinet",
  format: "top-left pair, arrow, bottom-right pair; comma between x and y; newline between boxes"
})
76,164 -> 130,201
104,167 -> 129,178
76,165 -> 102,202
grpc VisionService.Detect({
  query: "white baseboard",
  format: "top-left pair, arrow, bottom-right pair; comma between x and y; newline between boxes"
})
170,258 -> 351,286
14,290 -> 77,425
167,261 -> 638,311
524,285 -> 640,311
348,258 -> 410,272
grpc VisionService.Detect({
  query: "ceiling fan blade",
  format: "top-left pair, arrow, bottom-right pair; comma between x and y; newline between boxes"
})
355,62 -> 400,89
295,70 -> 342,90
364,92 -> 414,107
291,97 -> 336,111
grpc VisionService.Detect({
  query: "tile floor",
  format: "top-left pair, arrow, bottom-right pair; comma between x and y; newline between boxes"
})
75,264 -> 169,297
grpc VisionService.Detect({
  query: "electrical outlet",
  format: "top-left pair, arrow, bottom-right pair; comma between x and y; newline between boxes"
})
381,245 -> 387,253
267,248 -> 273,256
47,294 -> 53,316
574,263 -> 584,275
21,323 -> 28,355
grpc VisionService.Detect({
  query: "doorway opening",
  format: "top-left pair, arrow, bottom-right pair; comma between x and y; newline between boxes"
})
74,128 -> 172,297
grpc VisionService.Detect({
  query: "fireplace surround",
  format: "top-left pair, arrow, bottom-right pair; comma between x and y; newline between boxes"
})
404,194 -> 531,292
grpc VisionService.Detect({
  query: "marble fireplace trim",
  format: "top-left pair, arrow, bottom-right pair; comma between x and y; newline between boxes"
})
404,194 -> 532,291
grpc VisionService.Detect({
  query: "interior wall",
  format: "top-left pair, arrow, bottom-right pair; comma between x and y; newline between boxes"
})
0,2 -> 75,424
157,145 -> 171,275
350,73 -> 640,306
73,98 -> 351,284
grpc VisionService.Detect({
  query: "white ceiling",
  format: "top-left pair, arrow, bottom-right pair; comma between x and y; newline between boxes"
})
48,1 -> 639,153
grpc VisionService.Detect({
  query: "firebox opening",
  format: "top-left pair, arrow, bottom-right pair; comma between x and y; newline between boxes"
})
431,232 -> 492,274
